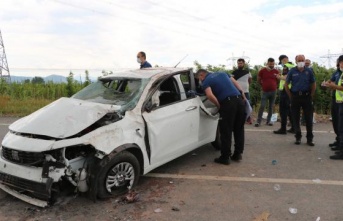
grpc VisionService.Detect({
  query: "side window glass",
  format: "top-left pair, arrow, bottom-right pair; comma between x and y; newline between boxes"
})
158,77 -> 181,106
180,72 -> 197,98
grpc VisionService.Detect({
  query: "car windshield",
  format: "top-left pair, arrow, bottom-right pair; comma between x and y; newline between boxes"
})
72,78 -> 149,111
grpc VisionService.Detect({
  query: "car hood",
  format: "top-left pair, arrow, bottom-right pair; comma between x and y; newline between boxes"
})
9,97 -> 120,139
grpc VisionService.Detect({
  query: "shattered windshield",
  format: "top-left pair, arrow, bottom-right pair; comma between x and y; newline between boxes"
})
72,78 -> 149,110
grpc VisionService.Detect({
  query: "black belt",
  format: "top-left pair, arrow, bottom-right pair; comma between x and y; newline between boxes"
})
292,91 -> 310,96
221,95 -> 242,102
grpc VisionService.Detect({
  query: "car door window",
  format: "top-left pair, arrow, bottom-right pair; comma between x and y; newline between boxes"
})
158,77 -> 181,106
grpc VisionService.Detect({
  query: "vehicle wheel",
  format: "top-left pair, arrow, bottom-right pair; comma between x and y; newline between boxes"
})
97,151 -> 140,199
211,126 -> 221,150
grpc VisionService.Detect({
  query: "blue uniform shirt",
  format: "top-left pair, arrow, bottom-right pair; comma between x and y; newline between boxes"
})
140,61 -> 152,69
286,67 -> 315,92
201,72 -> 240,102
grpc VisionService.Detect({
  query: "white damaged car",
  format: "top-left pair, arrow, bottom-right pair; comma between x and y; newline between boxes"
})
0,67 -> 219,207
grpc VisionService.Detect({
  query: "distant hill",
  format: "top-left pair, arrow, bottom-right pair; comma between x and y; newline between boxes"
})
44,75 -> 67,83
9,75 -> 97,83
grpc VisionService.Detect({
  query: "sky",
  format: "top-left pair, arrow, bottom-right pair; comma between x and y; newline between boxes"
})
1,0 -> 343,78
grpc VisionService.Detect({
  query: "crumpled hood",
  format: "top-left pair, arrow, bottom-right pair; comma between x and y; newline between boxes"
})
9,97 -> 120,139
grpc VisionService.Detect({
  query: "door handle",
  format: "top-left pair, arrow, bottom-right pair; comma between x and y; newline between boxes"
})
186,106 -> 197,111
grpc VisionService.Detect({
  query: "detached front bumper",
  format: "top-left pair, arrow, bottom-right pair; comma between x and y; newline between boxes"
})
0,157 -> 65,207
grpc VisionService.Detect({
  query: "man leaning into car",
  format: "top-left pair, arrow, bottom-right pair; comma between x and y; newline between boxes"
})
196,69 -> 247,165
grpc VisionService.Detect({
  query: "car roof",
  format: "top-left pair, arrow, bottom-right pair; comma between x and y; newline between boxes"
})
100,67 -> 192,80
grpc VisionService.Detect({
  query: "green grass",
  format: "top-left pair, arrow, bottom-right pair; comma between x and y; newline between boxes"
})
0,96 -> 54,117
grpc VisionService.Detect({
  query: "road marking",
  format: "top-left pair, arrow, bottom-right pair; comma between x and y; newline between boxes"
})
0,124 -> 10,126
145,173 -> 343,186
245,129 -> 334,133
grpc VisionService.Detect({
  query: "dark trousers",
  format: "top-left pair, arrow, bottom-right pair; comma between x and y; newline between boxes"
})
291,94 -> 313,140
219,97 -> 246,159
331,96 -> 339,142
279,90 -> 292,130
338,103 -> 343,148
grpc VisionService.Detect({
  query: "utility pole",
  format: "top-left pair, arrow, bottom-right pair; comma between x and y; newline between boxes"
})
320,49 -> 342,68
0,30 -> 11,82
226,52 -> 250,69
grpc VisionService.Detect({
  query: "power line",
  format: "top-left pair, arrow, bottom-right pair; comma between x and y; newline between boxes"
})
319,49 -> 343,68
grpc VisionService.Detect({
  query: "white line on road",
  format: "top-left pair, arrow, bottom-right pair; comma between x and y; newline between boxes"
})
145,173 -> 343,186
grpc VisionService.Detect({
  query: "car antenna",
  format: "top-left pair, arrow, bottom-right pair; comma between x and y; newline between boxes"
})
174,54 -> 188,68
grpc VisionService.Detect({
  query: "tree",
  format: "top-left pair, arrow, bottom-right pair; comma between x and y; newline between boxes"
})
31,76 -> 45,84
83,70 -> 91,87
66,71 -> 75,97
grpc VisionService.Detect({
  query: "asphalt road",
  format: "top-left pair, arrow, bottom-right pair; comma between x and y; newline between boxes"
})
0,117 -> 341,221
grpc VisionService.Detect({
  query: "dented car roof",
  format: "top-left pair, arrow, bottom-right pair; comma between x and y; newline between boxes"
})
100,67 -> 192,80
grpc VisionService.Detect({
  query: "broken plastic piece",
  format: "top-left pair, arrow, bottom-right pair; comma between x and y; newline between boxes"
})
154,208 -> 163,213
289,207 -> 297,214
273,184 -> 281,191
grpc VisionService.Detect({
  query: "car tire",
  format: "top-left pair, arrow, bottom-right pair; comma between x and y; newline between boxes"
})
211,126 -> 221,150
97,151 -> 140,199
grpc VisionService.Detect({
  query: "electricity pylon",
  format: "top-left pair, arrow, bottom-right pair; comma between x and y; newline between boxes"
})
0,29 -> 11,82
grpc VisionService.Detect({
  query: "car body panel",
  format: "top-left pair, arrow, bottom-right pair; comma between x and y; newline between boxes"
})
142,97 -> 200,167
9,97 -> 119,139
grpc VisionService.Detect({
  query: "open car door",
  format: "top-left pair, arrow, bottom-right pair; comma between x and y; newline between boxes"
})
142,72 -> 219,167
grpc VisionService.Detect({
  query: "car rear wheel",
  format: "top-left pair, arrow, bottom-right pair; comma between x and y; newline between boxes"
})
97,151 -> 140,199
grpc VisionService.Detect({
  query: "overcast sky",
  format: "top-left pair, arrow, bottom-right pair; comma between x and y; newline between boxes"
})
1,0 -> 343,77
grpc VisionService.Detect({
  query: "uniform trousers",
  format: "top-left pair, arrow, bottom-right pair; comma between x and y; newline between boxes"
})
332,96 -> 339,142
219,96 -> 246,159
291,93 -> 313,140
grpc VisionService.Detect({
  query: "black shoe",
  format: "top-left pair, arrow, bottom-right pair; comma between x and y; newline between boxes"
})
254,122 -> 260,127
287,128 -> 295,134
330,153 -> 343,160
274,129 -> 286,134
231,153 -> 242,162
214,157 -> 230,165
307,140 -> 315,146
295,139 -> 301,145
266,122 -> 273,126
331,146 -> 343,151
329,141 -> 338,147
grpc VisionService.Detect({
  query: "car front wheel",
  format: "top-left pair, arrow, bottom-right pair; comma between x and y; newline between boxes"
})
97,151 -> 140,199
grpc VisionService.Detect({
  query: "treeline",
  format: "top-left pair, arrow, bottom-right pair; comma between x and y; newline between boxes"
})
194,61 -> 335,115
0,71 -> 91,100
0,71 -> 93,116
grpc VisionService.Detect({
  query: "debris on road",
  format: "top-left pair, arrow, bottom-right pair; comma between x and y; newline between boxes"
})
272,160 -> 277,165
171,205 -> 180,211
120,190 -> 139,204
253,211 -> 270,221
273,184 -> 281,191
289,207 -> 298,214
154,208 -> 163,213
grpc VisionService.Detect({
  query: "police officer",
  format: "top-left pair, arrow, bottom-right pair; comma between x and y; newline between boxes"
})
325,55 -> 343,159
325,58 -> 341,148
285,54 -> 316,146
274,55 -> 295,134
196,69 -> 246,165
